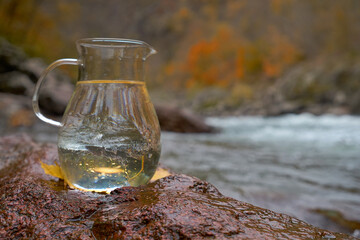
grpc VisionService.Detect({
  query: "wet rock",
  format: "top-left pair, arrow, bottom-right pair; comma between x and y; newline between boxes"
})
0,134 -> 355,239
0,38 -> 27,73
155,104 -> 216,133
252,57 -> 360,116
0,38 -> 74,115
0,71 -> 34,95
0,93 -> 36,131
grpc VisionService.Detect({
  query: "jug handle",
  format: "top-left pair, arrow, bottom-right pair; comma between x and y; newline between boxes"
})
32,58 -> 79,127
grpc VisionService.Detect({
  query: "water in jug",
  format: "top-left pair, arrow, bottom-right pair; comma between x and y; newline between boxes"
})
32,38 -> 161,193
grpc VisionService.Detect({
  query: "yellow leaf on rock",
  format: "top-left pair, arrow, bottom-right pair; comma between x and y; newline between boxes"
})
151,168 -> 171,181
40,161 -> 64,180
40,161 -> 171,189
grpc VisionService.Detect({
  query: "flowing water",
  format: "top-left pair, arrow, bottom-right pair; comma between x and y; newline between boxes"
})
161,114 -> 360,235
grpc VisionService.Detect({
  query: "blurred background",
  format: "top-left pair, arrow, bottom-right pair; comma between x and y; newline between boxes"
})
0,0 -> 359,237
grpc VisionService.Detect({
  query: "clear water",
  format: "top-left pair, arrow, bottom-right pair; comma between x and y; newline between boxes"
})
58,147 -> 159,192
57,81 -> 161,192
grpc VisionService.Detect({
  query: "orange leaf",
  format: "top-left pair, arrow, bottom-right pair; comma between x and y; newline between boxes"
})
40,161 -> 64,180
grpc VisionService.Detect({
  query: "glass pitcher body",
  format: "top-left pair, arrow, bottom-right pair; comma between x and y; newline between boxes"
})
33,38 -> 161,192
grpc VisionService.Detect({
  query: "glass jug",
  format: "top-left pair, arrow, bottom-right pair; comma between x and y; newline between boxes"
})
32,38 -> 161,193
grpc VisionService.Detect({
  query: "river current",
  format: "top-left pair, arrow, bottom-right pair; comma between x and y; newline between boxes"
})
161,114 -> 360,235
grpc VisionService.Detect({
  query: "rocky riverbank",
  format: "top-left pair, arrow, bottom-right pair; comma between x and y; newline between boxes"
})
0,134 -> 356,239
186,56 -> 360,117
242,57 -> 360,116
3,37 -> 360,120
0,38 -> 214,134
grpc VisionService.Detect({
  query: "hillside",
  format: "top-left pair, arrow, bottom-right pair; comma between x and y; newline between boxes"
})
1,0 -> 359,115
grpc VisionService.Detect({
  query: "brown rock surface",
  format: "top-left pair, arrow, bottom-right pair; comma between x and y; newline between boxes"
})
0,134 -> 355,239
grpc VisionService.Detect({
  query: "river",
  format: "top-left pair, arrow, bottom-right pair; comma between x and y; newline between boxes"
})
3,113 -> 360,235
161,114 -> 360,235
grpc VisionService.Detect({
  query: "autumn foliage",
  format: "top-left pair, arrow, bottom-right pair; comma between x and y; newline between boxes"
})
186,26 -> 236,88
183,25 -> 301,89
0,0 -> 358,99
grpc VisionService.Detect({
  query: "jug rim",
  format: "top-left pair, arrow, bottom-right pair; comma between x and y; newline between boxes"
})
76,38 -> 154,49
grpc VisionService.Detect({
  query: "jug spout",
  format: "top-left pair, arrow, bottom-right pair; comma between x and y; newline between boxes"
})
146,46 -> 157,60
137,41 -> 157,60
